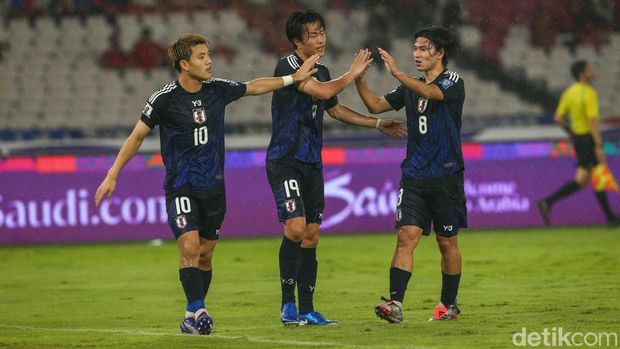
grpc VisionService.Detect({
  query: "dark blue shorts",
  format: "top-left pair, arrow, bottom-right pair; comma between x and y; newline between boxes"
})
395,172 -> 467,236
266,159 -> 324,224
165,188 -> 226,240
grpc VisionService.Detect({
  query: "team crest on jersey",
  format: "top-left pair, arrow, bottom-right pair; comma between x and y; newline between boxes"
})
418,98 -> 428,113
192,108 -> 206,124
175,214 -> 187,229
284,199 -> 297,213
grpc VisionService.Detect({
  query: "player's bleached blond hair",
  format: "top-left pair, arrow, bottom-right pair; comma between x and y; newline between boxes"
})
168,33 -> 210,73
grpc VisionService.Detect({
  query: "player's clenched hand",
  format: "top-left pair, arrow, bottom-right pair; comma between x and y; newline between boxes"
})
378,48 -> 402,76
94,175 -> 117,207
378,119 -> 407,138
349,49 -> 373,78
292,54 -> 320,83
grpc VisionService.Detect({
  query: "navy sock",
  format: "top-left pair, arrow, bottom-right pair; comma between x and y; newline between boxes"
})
389,267 -> 412,303
279,236 -> 301,305
201,269 -> 212,300
179,267 -> 204,312
547,181 -> 581,205
440,272 -> 461,306
298,247 -> 317,314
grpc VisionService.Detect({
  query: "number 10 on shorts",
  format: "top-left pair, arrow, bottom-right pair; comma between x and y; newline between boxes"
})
175,197 -> 191,215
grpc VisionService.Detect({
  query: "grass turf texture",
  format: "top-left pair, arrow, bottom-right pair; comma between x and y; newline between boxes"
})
0,227 -> 618,349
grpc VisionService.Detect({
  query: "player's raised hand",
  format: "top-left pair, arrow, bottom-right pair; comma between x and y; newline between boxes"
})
378,119 -> 408,138
292,54 -> 320,82
94,175 -> 117,207
349,49 -> 373,78
355,59 -> 372,81
378,48 -> 402,76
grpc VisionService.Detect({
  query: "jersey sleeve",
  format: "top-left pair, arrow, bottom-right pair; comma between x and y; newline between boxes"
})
384,85 -> 406,111
585,88 -> 599,119
274,57 -> 303,92
433,74 -> 464,102
140,92 -> 167,128
555,90 -> 568,115
213,78 -> 247,105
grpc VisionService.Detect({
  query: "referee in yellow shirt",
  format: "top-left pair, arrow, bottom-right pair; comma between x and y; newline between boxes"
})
538,60 -> 619,227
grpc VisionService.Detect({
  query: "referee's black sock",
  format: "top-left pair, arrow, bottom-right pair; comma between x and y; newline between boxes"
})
594,191 -> 615,221
200,269 -> 212,300
389,267 -> 412,303
440,272 -> 461,306
279,236 -> 301,305
547,180 -> 581,205
298,247 -> 317,314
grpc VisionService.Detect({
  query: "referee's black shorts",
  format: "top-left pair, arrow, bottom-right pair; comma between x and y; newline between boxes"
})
396,172 -> 468,237
573,134 -> 598,170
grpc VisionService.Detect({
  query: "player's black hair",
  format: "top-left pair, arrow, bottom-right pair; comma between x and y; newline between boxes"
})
571,60 -> 588,80
414,26 -> 460,67
285,9 -> 326,49
168,33 -> 210,73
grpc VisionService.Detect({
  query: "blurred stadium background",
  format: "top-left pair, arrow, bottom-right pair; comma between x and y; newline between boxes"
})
2,0 -> 620,241
1,0 -> 619,150
1,1 -> 620,348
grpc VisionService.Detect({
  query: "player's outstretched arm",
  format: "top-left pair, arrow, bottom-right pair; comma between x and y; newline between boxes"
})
326,104 -> 407,138
94,121 -> 151,207
299,49 -> 373,100
379,48 -> 444,101
355,67 -> 394,114
244,54 -> 320,96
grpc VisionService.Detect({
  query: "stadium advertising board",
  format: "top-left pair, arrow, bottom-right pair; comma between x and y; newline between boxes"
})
1,141 -> 619,244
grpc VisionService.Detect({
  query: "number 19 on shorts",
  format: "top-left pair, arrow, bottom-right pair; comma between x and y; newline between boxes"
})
284,179 -> 300,198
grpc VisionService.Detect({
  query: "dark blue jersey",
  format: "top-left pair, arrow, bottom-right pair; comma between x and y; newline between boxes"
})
385,70 -> 465,180
140,78 -> 246,190
267,53 -> 338,166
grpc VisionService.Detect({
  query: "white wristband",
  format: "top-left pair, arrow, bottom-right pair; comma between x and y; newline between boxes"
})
375,118 -> 382,129
282,74 -> 294,87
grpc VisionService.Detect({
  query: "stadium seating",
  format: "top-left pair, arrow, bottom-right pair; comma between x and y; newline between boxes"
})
1,1 -> 616,143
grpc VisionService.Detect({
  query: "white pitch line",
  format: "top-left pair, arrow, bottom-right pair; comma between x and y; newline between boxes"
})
0,324 -> 373,348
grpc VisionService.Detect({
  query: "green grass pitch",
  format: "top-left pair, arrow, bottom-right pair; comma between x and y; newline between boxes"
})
0,227 -> 619,348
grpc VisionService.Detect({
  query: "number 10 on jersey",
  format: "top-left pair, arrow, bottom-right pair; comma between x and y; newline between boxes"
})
194,126 -> 208,145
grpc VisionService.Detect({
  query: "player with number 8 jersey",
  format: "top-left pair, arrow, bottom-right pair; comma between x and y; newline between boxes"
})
355,26 -> 466,323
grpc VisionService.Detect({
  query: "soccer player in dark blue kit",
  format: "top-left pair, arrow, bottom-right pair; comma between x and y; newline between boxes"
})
269,9 -> 407,326
354,26 -> 466,323
94,33 -> 319,335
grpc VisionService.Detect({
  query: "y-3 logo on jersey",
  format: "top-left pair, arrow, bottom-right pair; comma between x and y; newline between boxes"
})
192,100 -> 202,107
418,98 -> 428,113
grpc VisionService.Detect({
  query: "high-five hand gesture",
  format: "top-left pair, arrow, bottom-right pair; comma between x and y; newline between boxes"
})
292,54 -> 320,83
378,48 -> 403,77
378,119 -> 408,138
349,49 -> 373,78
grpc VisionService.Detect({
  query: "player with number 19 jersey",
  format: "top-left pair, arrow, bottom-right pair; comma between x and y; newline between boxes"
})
140,78 -> 246,190
384,70 -> 464,180
267,53 -> 338,166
